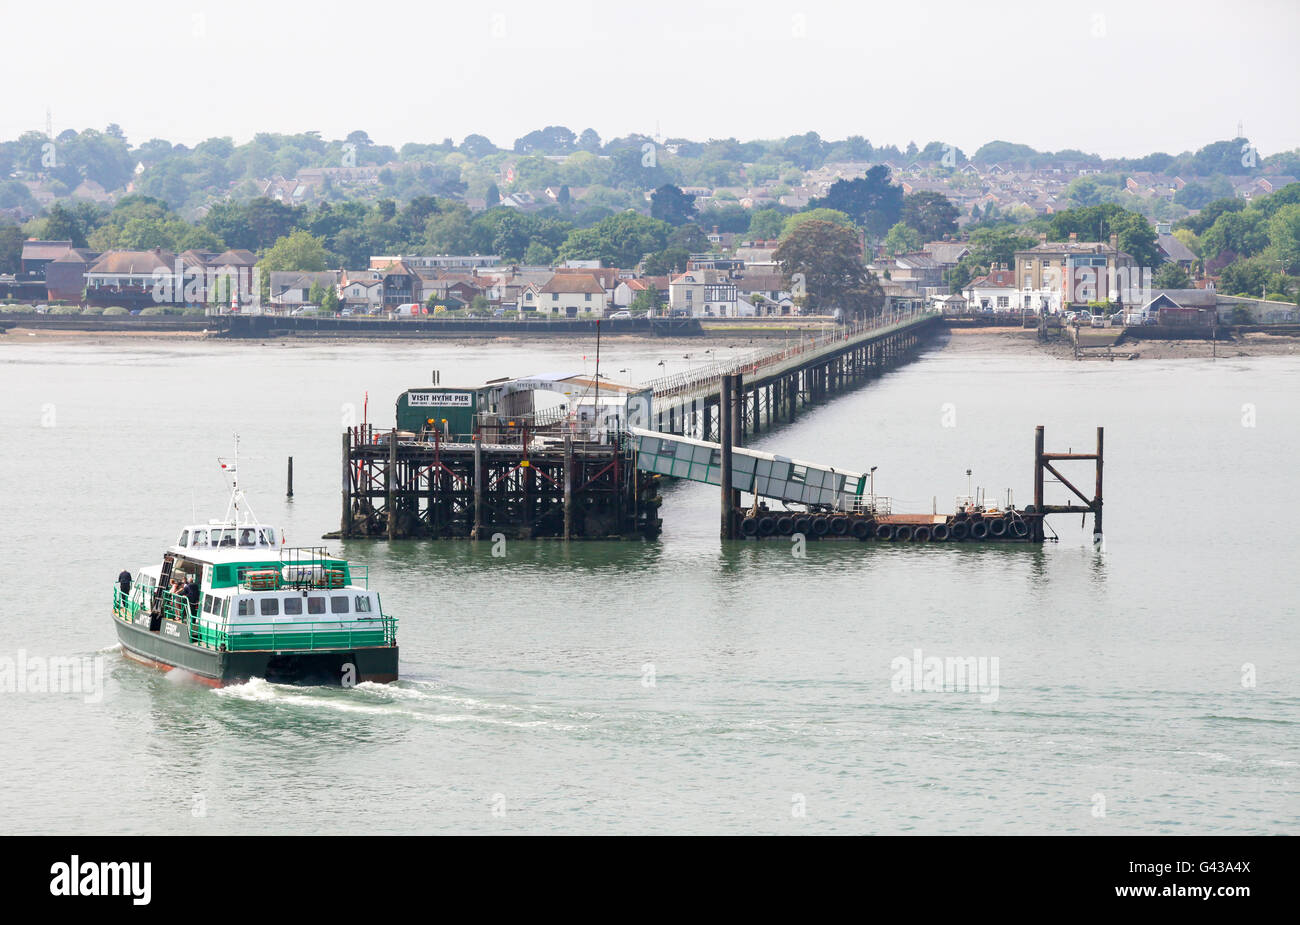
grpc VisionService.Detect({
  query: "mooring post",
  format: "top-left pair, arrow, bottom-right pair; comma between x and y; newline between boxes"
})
341,430 -> 352,537
286,456 -> 294,498
386,427 -> 397,540
563,433 -> 573,540
1094,426 -> 1104,541
1033,425 -> 1045,542
720,374 -> 734,540
472,436 -> 483,540
1034,426 -> 1045,510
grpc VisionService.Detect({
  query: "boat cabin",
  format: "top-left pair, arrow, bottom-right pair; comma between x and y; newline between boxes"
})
174,523 -> 279,552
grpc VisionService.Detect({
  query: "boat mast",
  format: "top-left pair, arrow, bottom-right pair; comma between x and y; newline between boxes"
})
219,434 -> 260,526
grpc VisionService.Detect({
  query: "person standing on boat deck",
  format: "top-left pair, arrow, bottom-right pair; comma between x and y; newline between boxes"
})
118,570 -> 132,595
181,578 -> 199,615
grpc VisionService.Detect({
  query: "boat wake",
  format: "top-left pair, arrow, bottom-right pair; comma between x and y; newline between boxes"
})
212,677 -> 583,730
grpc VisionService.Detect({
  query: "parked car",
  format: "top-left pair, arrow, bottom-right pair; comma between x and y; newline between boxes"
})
608,310 -> 631,319
1090,314 -> 1107,328
392,303 -> 426,318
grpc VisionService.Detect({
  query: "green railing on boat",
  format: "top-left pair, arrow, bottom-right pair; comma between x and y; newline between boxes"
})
112,585 -> 397,651
210,617 -> 396,651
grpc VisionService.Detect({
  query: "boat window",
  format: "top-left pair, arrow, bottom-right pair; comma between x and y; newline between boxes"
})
192,529 -> 208,547
259,528 -> 275,546
354,595 -> 372,613
222,599 -> 230,619
330,596 -> 349,614
203,594 -> 216,614
216,530 -> 236,548
260,598 -> 279,616
239,528 -> 256,547
307,596 -> 326,615
178,530 -> 189,547
283,596 -> 302,615
237,598 -> 254,616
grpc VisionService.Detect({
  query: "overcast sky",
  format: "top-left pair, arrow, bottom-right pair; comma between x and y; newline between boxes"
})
3,0 -> 1297,158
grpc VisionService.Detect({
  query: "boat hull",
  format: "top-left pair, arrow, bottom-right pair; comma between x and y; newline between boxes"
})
113,615 -> 398,686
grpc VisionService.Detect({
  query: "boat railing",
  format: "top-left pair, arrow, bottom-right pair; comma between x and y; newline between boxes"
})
194,615 -> 398,652
114,583 -> 396,650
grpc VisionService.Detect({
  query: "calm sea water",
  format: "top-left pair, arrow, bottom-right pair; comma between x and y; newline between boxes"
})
0,334 -> 1295,834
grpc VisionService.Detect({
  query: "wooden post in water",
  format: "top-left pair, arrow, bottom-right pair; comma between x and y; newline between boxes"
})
720,374 -> 734,540
563,433 -> 573,540
286,456 -> 294,498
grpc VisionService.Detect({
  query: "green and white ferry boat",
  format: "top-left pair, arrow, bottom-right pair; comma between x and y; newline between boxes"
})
111,452 -> 398,686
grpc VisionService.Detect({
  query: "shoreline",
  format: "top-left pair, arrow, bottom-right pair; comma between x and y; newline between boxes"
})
3,323 -> 1299,359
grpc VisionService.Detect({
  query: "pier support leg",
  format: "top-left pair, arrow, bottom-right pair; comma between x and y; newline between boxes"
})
472,437 -> 483,540
720,374 -> 735,540
732,373 -> 744,446
386,427 -> 397,541
1094,426 -> 1104,543
1034,425 -> 1045,542
563,434 -> 573,541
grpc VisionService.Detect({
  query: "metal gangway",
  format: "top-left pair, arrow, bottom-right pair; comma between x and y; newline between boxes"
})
630,426 -> 877,512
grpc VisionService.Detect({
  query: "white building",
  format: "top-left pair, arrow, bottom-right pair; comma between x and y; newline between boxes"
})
962,268 -> 1018,312
530,273 -> 608,317
669,269 -> 739,317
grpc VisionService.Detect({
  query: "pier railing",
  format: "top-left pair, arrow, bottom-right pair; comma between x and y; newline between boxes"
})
644,307 -> 935,399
